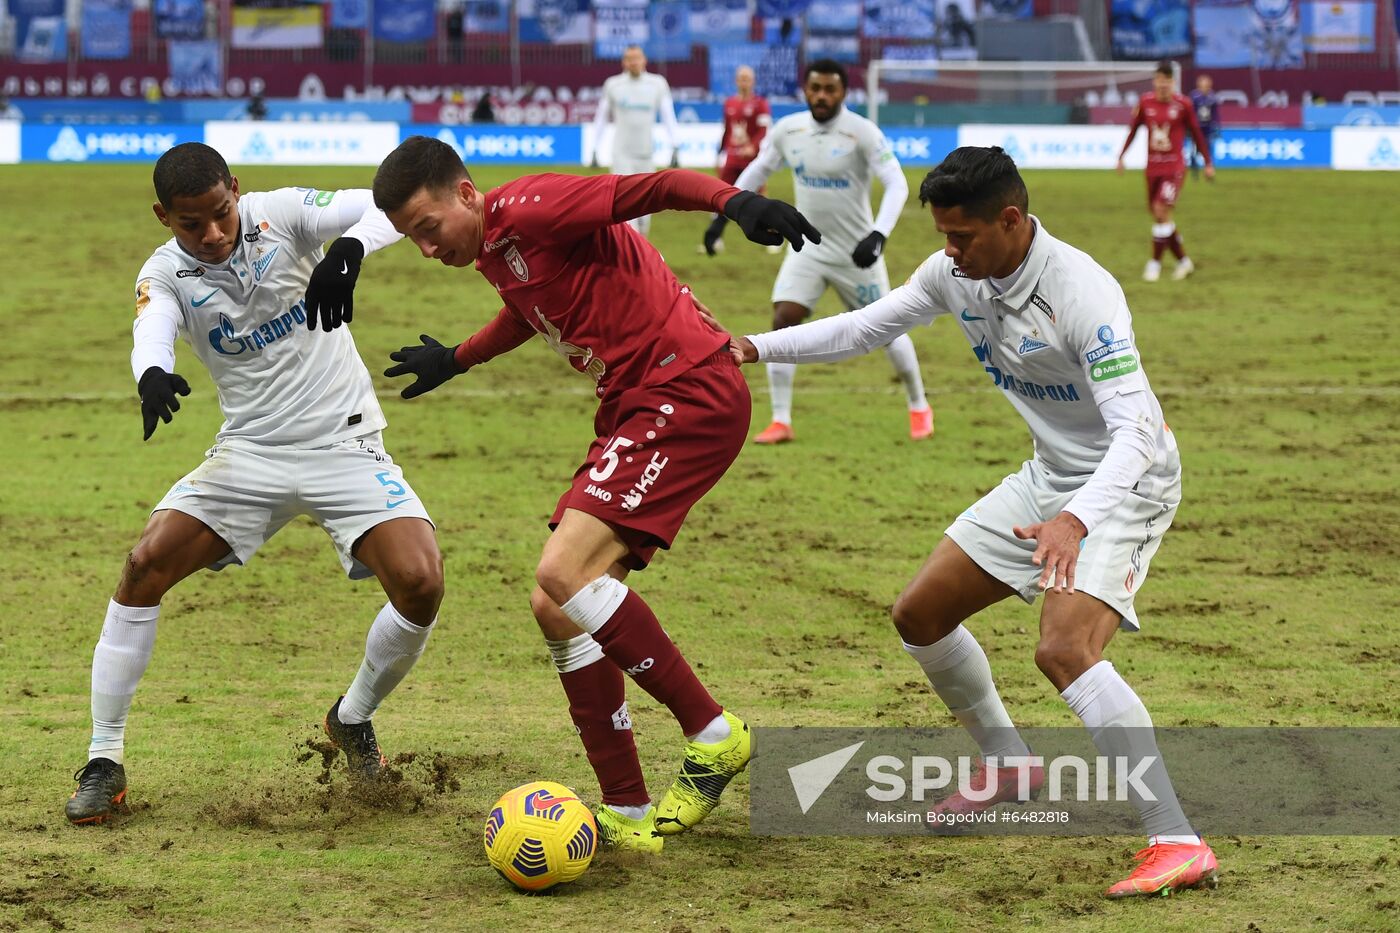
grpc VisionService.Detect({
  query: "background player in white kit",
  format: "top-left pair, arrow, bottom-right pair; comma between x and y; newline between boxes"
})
733,147 -> 1220,899
707,58 -> 932,444
590,44 -> 680,237
64,143 -> 444,825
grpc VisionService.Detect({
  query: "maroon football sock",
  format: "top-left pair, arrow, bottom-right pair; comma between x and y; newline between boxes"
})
590,590 -> 723,736
1152,237 -> 1168,261
1167,232 -> 1185,260
558,659 -> 649,807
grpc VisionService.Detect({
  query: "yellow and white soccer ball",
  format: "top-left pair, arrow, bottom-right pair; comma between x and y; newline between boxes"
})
483,781 -> 597,892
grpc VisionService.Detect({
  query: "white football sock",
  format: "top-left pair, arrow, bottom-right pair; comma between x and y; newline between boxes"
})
1060,660 -> 1194,837
904,627 -> 1029,760
88,600 -> 160,764
546,632 -> 607,673
689,712 -> 731,744
766,362 -> 795,424
338,602 -> 436,724
1152,222 -> 1176,239
559,575 -> 628,635
606,803 -> 652,821
883,334 -> 928,411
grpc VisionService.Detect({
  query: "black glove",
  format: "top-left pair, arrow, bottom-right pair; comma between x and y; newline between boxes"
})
722,190 -> 822,252
304,237 -> 364,332
138,366 -> 191,441
852,231 -> 886,269
703,215 -> 728,256
385,334 -> 466,399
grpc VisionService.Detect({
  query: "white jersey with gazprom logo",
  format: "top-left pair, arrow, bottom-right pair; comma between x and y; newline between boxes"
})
593,72 -> 679,161
132,188 -> 393,448
736,106 -> 907,266
751,218 -> 1180,496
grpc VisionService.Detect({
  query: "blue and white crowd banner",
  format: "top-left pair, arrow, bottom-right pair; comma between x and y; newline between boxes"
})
205,121 -> 401,165
863,0 -> 936,38
168,40 -> 222,96
464,0 -> 509,33
518,0 -> 593,44
418,125 -> 582,164
1194,1 -> 1255,67
757,42 -> 800,97
756,0 -> 811,14
1211,128 -> 1331,166
1110,0 -> 1191,59
1332,126 -> 1400,170
232,0 -> 323,49
373,0 -> 435,42
708,42 -> 767,97
980,0 -> 1032,18
5,0 -> 60,15
959,124 -> 1149,169
882,127 -> 960,165
1303,103 -> 1400,128
688,0 -> 753,43
329,0 -> 369,30
646,1 -> 691,61
21,124 -> 202,163
153,0 -> 205,40
15,13 -> 66,62
808,0 -> 860,30
880,43 -> 941,82
1249,0 -> 1304,67
805,33 -> 860,63
595,0 -> 649,58
1302,0 -> 1374,51
80,0 -> 131,60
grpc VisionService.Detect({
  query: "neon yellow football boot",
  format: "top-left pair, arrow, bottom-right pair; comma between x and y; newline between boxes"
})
594,804 -> 664,854
655,710 -> 751,836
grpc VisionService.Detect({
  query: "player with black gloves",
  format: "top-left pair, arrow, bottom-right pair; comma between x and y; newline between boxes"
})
63,143 -> 445,828
705,58 -> 933,445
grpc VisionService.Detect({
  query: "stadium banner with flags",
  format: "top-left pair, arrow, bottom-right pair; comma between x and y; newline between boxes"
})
14,13 -> 66,62
329,0 -> 368,30
153,0 -> 206,39
518,0 -> 594,44
646,2 -> 691,61
1110,0 -> 1192,59
232,1 -> 324,49
863,0 -> 936,39
689,0 -> 752,42
1302,1 -> 1375,51
595,0 -> 649,58
808,0 -> 860,30
5,0 -> 60,15
805,33 -> 859,62
80,0 -> 132,60
464,0 -> 509,33
169,39 -> 222,95
373,0 -> 436,42
756,0 -> 811,14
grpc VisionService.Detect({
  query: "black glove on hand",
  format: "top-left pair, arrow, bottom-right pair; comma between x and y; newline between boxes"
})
385,335 -> 465,399
852,231 -> 886,269
138,366 -> 191,441
304,237 -> 364,332
722,190 -> 822,251
703,215 -> 728,256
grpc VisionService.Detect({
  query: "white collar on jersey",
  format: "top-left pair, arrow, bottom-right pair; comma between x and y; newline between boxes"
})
978,215 -> 1049,309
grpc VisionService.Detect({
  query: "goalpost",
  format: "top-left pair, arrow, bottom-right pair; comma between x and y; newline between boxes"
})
865,60 -> 1179,127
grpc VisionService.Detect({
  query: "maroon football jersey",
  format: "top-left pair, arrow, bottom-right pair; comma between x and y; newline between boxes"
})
1130,93 -> 1209,171
475,173 -> 728,401
721,94 -> 771,161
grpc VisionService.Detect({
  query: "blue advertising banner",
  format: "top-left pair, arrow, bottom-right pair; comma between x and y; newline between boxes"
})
181,100 -> 413,122
169,40 -> 222,96
153,0 -> 205,39
81,0 -> 131,60
14,99 -> 185,125
980,0 -> 1032,17
1302,103 -> 1400,128
863,0 -> 936,39
647,2 -> 691,61
22,124 -> 202,163
1211,128 -> 1330,166
374,0 -> 435,42
15,13 -> 66,61
329,0 -> 369,29
689,0 -> 752,43
882,126 -> 960,165
1110,0 -> 1192,59
518,0 -> 593,44
464,0 -> 508,33
6,0 -> 61,15
410,125 -> 583,163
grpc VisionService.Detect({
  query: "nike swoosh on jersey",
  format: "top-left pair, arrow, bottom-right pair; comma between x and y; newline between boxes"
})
961,309 -> 985,321
191,290 -> 218,307
386,498 -> 416,509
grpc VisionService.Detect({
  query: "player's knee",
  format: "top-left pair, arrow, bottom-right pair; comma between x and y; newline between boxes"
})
534,557 -> 584,609
891,593 -> 954,645
118,542 -> 176,603
1034,638 -> 1095,685
529,586 -> 578,640
388,554 -> 445,622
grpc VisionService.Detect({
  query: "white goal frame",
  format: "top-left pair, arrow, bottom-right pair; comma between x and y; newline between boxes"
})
865,60 -> 1180,126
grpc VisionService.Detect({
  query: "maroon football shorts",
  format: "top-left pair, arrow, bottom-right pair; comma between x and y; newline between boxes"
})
1146,168 -> 1185,207
719,157 -> 751,186
550,351 -> 751,569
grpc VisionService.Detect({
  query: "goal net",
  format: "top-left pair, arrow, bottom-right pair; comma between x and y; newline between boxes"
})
865,60 -> 1178,126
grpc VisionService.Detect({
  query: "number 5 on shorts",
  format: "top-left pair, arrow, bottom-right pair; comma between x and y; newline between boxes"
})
375,470 -> 406,497
589,435 -> 634,483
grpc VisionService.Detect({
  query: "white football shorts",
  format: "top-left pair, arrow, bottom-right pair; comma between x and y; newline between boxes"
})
611,154 -> 656,175
771,250 -> 890,313
154,432 -> 433,580
945,459 -> 1181,631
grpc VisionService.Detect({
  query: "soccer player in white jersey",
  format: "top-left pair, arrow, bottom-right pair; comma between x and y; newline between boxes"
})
64,143 -> 444,825
590,44 -> 681,237
734,147 -> 1220,899
708,58 -> 932,444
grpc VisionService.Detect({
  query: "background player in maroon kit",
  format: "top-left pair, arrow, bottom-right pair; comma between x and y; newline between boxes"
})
368,136 -> 820,851
1116,61 -> 1214,282
703,65 -> 773,255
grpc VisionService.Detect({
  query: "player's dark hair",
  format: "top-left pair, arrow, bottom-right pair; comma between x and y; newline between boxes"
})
1155,60 -> 1175,78
153,142 -> 232,209
918,146 -> 1029,221
804,58 -> 848,90
373,135 -> 473,213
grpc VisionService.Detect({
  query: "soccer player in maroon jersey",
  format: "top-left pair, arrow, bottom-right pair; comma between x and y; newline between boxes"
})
1116,61 -> 1214,282
366,135 -> 820,851
702,65 -> 774,255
